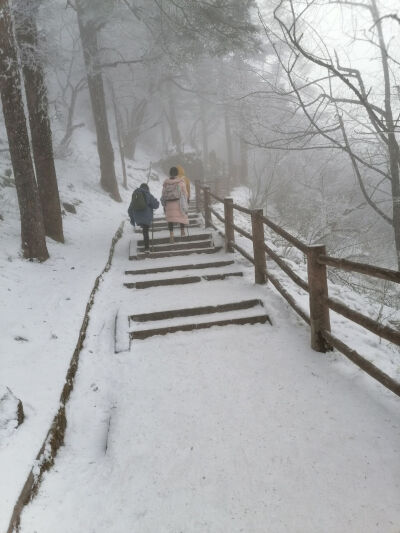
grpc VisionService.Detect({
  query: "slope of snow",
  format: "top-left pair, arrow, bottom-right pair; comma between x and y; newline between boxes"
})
0,130 -> 163,531
18,229 -> 400,533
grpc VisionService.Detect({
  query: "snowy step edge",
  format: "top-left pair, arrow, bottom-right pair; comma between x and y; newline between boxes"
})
136,239 -> 213,253
124,263 -> 241,281
124,271 -> 243,289
124,259 -> 235,276
130,246 -> 223,260
129,298 -> 264,323
129,310 -> 271,340
135,232 -> 212,246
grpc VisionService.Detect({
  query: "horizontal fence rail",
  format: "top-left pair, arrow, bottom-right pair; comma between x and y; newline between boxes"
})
232,223 -> 253,241
327,297 -> 400,346
264,243 -> 309,292
210,191 -> 224,204
322,331 -> 400,397
232,202 -> 253,215
209,207 -> 225,224
260,214 -> 309,253
232,242 -> 255,264
196,183 -> 400,398
319,255 -> 400,284
268,273 -> 311,326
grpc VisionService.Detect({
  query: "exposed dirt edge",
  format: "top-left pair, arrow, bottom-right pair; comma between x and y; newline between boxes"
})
7,221 -> 125,533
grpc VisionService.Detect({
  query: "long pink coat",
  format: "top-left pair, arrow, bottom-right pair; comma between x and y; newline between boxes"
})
163,177 -> 189,225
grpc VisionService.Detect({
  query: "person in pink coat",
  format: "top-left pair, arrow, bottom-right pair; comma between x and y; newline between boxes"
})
161,167 -> 189,242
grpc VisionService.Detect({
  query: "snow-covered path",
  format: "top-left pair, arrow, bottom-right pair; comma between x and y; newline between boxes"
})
19,224 -> 400,533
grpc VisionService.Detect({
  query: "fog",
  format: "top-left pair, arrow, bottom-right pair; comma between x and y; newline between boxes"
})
1,0 -> 400,270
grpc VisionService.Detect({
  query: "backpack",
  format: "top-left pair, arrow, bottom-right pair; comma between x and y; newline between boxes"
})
131,188 -> 147,211
179,193 -> 189,214
162,181 -> 181,202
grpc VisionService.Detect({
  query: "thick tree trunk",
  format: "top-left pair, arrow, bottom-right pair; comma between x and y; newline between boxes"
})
76,1 -> 121,202
14,0 -> 64,243
0,0 -> 48,261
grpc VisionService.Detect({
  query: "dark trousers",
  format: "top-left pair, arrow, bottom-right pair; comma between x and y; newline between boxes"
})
168,222 -> 185,232
142,224 -> 150,250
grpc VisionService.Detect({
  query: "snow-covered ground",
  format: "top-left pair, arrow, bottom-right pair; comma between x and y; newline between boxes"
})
2,141 -> 400,532
0,131 -> 162,531
17,227 -> 400,533
213,186 -> 400,382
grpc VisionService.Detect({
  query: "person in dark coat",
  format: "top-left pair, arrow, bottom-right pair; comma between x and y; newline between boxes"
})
128,183 -> 159,252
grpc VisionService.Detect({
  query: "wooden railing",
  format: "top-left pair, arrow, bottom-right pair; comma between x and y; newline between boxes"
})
194,182 -> 400,398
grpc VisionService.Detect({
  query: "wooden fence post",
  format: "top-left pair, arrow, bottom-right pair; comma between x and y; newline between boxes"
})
195,181 -> 201,213
307,245 -> 331,352
224,197 -> 234,253
204,186 -> 212,228
251,209 -> 267,284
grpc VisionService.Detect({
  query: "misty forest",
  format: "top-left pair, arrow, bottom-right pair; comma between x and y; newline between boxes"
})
1,1 -> 400,532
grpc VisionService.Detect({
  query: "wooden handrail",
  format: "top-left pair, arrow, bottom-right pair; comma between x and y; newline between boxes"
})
327,297 -> 400,346
232,223 -> 253,241
209,207 -> 225,224
321,331 -> 400,398
264,243 -> 309,292
260,214 -> 309,254
269,273 -> 311,325
209,191 -> 224,203
232,242 -> 255,264
196,181 -> 400,396
232,202 -> 253,215
318,255 -> 400,284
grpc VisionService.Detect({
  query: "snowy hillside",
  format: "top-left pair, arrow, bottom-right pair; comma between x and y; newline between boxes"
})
0,130 -> 162,530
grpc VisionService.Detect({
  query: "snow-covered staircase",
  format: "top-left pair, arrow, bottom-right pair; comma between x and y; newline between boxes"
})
122,202 -> 271,344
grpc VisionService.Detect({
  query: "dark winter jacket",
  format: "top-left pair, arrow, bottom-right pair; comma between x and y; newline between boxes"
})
128,186 -> 159,227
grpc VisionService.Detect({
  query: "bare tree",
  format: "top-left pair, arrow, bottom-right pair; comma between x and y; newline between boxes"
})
74,0 -> 121,202
14,0 -> 64,243
258,0 -> 400,268
0,0 -> 48,261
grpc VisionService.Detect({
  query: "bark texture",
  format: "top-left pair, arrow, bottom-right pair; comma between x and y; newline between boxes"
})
76,1 -> 121,202
0,0 -> 49,261
14,0 -> 64,242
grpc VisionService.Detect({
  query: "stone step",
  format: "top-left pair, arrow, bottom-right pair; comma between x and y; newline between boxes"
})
129,299 -> 263,322
125,260 -> 235,276
153,219 -> 201,229
130,313 -> 271,340
137,239 -> 212,253
134,223 -> 202,234
124,271 -> 243,289
131,246 -> 222,260
137,233 -> 212,246
153,214 -> 199,222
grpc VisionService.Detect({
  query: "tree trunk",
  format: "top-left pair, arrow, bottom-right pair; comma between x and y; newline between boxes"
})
76,1 -> 121,202
14,0 -> 64,243
224,106 -> 234,185
0,0 -> 48,261
240,136 -> 248,185
371,0 -> 400,269
109,82 -> 127,189
166,81 -> 182,153
199,96 -> 209,177
219,61 -> 235,183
